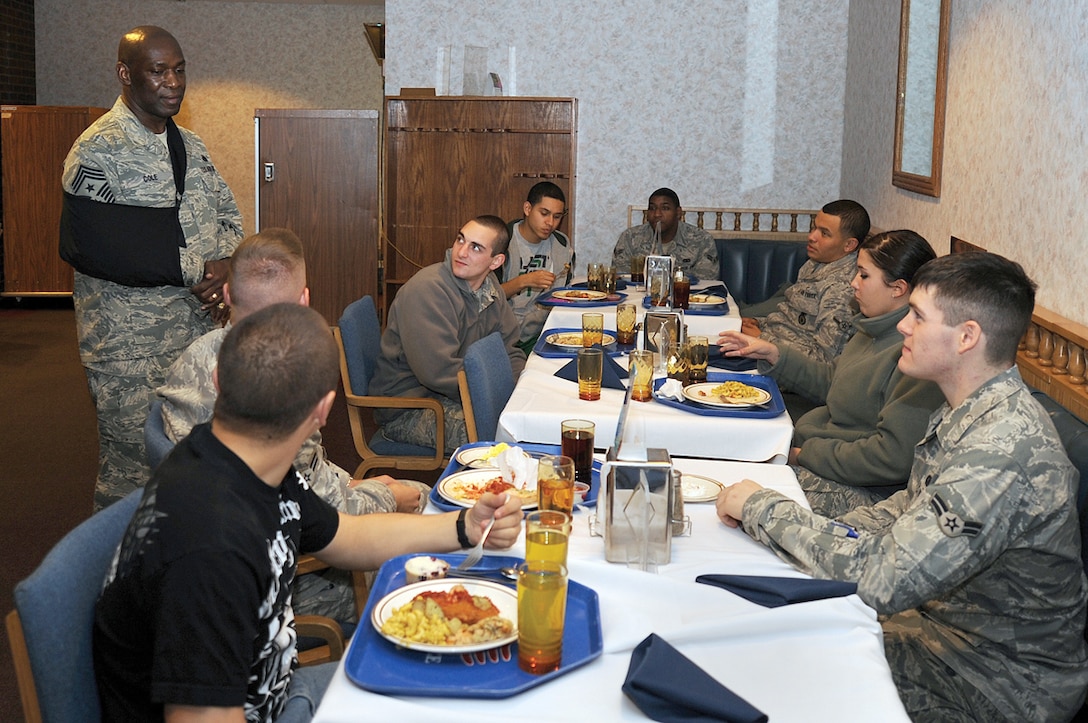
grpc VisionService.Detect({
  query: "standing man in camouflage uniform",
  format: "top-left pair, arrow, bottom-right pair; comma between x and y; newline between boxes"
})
611,188 -> 719,281
717,252 -> 1088,721
157,229 -> 429,622
60,26 -> 243,509
741,199 -> 869,367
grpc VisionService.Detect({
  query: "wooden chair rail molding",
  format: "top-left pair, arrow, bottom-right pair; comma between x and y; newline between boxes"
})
1018,306 -> 1088,424
627,206 -> 817,241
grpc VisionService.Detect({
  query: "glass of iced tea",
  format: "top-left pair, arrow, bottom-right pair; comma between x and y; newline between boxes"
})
673,272 -> 690,309
537,454 -> 575,514
630,254 -> 646,284
688,335 -> 709,382
561,418 -> 595,487
517,560 -> 568,675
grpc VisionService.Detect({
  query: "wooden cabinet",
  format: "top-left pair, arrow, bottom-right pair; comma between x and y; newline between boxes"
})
1,105 -> 106,296
382,97 -> 577,318
256,109 -> 380,324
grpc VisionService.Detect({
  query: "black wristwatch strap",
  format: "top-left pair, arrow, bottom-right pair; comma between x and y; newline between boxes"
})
455,508 -> 472,548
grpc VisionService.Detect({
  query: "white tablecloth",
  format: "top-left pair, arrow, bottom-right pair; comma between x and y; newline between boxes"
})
496,290 -> 794,462
313,459 -> 909,722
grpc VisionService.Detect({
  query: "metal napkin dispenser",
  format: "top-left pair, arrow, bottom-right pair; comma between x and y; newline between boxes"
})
602,446 -> 674,570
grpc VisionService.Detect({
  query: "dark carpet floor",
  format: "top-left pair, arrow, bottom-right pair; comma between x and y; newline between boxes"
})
0,297 -> 402,720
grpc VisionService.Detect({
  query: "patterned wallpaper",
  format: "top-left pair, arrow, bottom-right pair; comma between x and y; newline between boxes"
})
386,0 -> 851,268
34,0 -> 386,233
843,0 -> 1088,324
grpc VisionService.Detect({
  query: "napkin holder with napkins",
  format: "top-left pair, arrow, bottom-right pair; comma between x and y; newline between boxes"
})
601,444 -> 675,572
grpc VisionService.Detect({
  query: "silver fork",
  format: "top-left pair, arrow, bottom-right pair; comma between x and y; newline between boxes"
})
455,517 -> 495,571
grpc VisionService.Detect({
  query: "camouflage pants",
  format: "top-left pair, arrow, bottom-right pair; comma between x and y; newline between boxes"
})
883,617 -> 1006,722
293,567 -> 357,625
379,396 -> 467,457
793,466 -> 903,518
85,363 -> 169,510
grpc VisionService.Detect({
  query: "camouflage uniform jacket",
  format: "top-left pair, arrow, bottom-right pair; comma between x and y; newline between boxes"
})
741,368 -> 1088,720
157,326 -> 421,515
757,253 -> 857,366
62,97 -> 244,368
611,222 -> 719,281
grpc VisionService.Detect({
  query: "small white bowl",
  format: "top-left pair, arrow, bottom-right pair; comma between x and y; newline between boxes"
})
404,555 -> 450,583
574,482 -> 591,504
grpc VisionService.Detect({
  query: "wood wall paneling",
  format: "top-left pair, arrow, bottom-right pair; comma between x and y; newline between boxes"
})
1,106 -> 106,295
383,97 -> 577,319
256,109 -> 380,324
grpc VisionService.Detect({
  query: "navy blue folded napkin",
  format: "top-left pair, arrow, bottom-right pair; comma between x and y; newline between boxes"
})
554,347 -> 627,390
695,574 -> 857,608
708,346 -> 758,372
697,283 -> 726,297
622,634 -> 767,723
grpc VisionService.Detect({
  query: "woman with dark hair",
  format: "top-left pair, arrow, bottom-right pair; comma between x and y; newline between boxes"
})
718,230 -> 946,516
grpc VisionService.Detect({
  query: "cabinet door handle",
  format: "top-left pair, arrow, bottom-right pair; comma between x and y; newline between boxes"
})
263,162 -> 275,182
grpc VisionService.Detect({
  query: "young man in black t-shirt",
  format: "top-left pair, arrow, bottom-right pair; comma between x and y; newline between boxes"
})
94,304 -> 523,722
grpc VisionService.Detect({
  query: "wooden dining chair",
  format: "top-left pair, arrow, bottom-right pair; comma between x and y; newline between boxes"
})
334,295 -> 446,477
457,331 -> 516,443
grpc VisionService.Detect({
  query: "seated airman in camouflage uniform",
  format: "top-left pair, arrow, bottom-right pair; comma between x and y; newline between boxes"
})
718,252 -> 1088,721
157,229 -> 430,622
741,200 -> 871,368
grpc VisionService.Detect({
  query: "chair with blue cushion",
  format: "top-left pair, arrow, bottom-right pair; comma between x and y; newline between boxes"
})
6,488 -> 348,722
335,295 -> 446,478
457,331 -> 516,443
143,397 -> 174,471
6,488 -> 143,723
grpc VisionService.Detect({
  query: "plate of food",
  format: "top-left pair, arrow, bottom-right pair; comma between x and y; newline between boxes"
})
681,474 -> 724,502
372,578 -> 517,654
683,380 -> 772,408
688,293 -> 727,309
454,443 -> 532,469
438,468 -> 538,509
550,289 -> 608,302
545,331 -> 617,349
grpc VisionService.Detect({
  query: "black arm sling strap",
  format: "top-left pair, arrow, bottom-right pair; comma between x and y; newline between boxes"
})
59,118 -> 189,287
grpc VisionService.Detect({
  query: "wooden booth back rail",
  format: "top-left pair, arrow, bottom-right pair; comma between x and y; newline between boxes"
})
627,206 -> 817,241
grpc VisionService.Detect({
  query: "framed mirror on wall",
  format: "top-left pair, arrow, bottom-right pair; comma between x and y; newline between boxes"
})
893,0 -> 950,197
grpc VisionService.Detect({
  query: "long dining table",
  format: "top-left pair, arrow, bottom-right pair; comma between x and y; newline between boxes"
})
496,284 -> 796,463
313,456 -> 909,721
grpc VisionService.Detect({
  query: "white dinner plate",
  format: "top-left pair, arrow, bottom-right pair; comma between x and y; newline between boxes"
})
454,444 -> 531,469
688,293 -> 727,309
437,468 -> 537,509
545,331 -> 617,349
681,474 -> 724,502
682,382 -> 772,408
551,289 -> 608,301
371,578 -> 518,654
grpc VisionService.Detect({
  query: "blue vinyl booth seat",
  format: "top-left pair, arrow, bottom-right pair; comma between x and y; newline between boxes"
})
1030,390 -> 1088,582
715,237 -> 809,307
7,488 -> 143,723
458,331 -> 516,443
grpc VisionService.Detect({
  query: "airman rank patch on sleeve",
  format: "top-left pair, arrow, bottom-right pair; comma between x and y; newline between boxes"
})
930,493 -> 983,538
